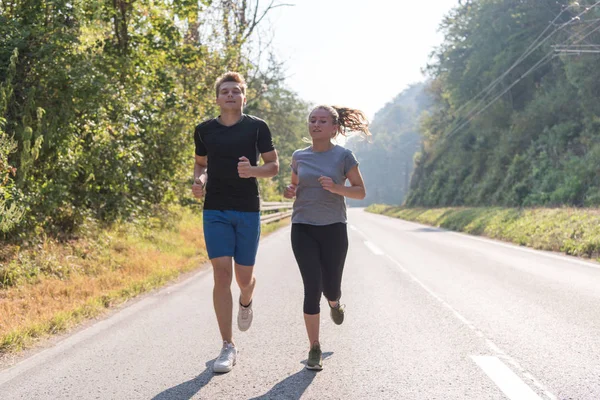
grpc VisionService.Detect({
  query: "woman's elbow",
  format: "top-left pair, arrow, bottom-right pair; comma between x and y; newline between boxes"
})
357,188 -> 366,200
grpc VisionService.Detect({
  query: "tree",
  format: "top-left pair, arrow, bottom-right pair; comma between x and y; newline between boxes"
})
347,83 -> 432,207
407,0 -> 600,207
0,0 -> 296,239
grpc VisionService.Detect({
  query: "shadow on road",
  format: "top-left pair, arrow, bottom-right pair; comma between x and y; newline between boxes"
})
411,227 -> 442,233
248,352 -> 334,400
152,352 -> 334,400
151,359 -> 216,400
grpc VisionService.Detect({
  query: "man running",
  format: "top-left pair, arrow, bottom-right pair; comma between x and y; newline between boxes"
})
192,71 -> 279,373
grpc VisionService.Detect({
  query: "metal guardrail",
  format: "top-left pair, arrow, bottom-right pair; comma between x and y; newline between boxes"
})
260,201 -> 293,224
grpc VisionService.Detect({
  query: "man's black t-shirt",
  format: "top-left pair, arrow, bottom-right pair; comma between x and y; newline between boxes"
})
194,114 -> 275,212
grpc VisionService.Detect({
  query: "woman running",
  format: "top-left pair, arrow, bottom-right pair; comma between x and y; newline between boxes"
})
284,105 -> 370,370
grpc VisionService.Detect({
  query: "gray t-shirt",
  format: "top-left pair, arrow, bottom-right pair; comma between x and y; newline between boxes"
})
291,145 -> 359,225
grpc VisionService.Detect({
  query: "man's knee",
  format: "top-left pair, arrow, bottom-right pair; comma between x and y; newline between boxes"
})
235,266 -> 255,290
212,258 -> 233,286
237,275 -> 255,290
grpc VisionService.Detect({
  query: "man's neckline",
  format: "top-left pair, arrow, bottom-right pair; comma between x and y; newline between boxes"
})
216,114 -> 245,127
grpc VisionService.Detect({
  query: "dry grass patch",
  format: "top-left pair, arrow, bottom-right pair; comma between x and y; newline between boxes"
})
0,207 -> 290,354
0,206 -> 207,353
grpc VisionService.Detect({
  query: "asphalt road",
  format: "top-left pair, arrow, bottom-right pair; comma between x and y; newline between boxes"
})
1,208 -> 599,399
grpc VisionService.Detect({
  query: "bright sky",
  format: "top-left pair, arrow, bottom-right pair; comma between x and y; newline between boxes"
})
263,0 -> 460,120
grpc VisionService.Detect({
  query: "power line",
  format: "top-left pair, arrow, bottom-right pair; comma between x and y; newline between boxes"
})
445,52 -> 557,141
558,17 -> 600,45
569,21 -> 600,44
555,48 -> 600,53
554,43 -> 600,46
458,3 -> 598,118
451,3 -> 576,118
441,1 -> 600,141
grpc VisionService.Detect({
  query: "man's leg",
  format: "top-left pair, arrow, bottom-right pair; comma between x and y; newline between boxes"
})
203,210 -> 238,373
212,258 -> 238,374
235,263 -> 256,307
212,256 -> 235,343
232,211 -> 261,331
203,210 -> 237,341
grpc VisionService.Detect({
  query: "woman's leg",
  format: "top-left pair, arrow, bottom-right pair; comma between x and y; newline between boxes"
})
291,224 -> 323,346
319,223 -> 349,307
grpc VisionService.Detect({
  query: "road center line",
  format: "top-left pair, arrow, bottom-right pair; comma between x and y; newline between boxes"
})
382,253 -> 557,400
472,356 -> 543,400
364,241 -> 384,255
350,221 -> 557,399
332,221 -> 556,398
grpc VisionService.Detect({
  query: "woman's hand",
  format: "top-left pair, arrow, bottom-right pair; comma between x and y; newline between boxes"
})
318,176 -> 339,194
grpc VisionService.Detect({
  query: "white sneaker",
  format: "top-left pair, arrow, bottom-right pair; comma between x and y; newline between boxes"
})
213,341 -> 237,373
237,299 -> 253,332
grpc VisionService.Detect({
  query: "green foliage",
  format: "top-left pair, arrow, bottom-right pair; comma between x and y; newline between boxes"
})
347,83 -> 432,206
407,0 -> 600,208
0,0 -> 302,240
0,127 -> 23,233
0,47 -> 23,233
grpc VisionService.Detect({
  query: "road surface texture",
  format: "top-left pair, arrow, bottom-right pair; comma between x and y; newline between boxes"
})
1,209 -> 599,399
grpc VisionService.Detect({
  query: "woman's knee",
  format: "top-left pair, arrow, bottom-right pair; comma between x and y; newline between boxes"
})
323,291 -> 341,303
303,284 -> 322,314
303,297 -> 321,315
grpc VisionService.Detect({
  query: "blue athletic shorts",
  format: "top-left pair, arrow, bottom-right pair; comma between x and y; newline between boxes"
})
202,210 -> 261,266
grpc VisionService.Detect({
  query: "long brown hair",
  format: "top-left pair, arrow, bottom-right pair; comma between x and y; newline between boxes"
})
310,105 -> 371,139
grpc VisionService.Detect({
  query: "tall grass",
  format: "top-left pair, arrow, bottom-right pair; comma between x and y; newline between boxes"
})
366,205 -> 600,260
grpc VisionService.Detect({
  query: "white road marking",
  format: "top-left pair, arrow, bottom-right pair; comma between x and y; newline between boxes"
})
472,356 -> 543,400
351,217 -> 558,399
383,254 -> 557,400
349,224 -> 367,237
364,241 -> 384,255
485,340 -> 504,355
352,220 -> 557,400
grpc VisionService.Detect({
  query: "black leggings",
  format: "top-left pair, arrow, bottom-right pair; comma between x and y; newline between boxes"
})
291,223 -> 349,315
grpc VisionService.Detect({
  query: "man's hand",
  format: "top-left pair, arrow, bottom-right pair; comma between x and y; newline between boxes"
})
238,156 -> 255,178
191,177 -> 205,198
284,183 -> 297,199
318,176 -> 339,193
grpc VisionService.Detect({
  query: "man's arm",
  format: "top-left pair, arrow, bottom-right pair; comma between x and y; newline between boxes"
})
192,155 -> 208,198
194,155 -> 208,183
238,150 -> 279,179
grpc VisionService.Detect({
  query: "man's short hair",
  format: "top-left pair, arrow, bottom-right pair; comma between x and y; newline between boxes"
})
215,71 -> 247,98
